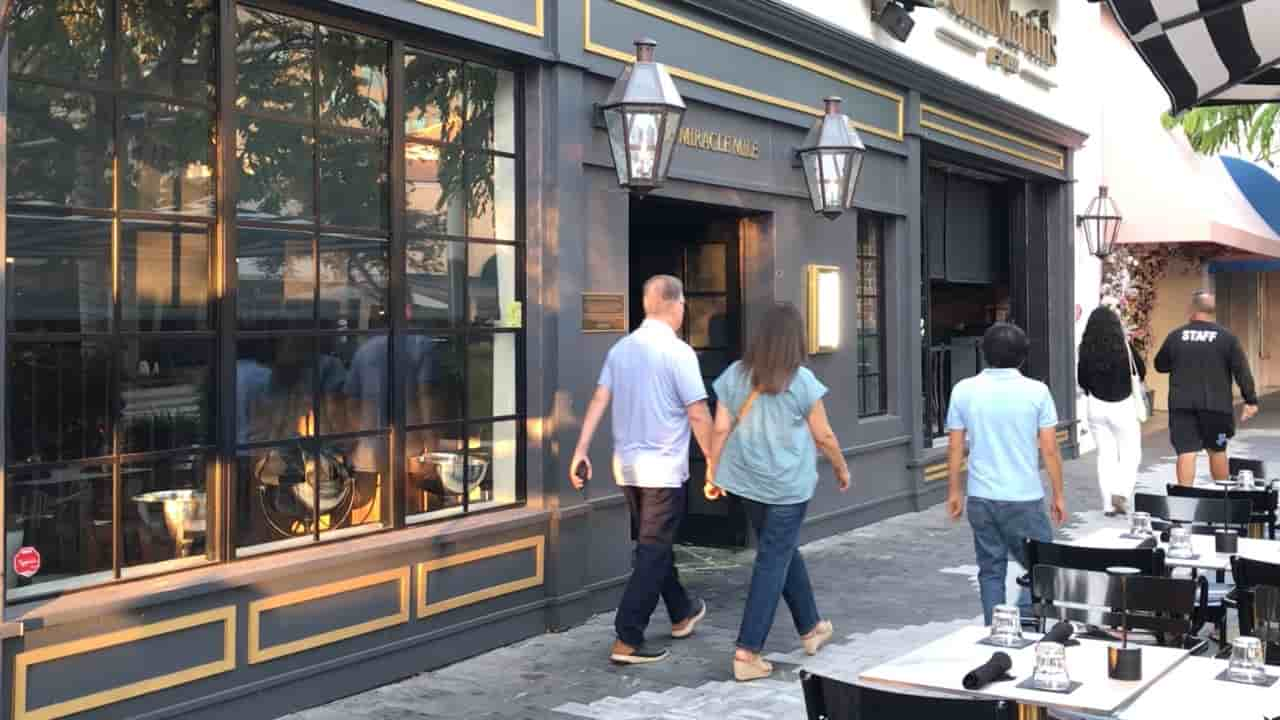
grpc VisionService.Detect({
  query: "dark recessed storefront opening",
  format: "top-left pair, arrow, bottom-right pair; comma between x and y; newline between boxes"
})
627,196 -> 756,547
922,152 -> 1052,446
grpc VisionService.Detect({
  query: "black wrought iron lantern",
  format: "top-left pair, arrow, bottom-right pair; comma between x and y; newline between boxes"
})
601,38 -> 686,196
797,97 -> 866,220
1078,185 -> 1122,259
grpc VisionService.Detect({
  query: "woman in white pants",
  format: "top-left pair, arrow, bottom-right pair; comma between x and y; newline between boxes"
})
1077,306 -> 1146,515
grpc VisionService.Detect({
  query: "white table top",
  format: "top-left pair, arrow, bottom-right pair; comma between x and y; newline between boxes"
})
1069,528 -> 1280,571
856,625 -> 1190,715
1117,656 -> 1280,718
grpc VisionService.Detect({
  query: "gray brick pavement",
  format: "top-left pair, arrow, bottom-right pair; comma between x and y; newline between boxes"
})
282,401 -> 1280,720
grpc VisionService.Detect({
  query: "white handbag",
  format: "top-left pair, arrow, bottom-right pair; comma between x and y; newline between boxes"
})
1124,339 -> 1150,423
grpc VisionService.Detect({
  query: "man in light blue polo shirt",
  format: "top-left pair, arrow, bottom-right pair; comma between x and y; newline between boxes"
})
569,275 -> 714,665
945,323 -> 1067,624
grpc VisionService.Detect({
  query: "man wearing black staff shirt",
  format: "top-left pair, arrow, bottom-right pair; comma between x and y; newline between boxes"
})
1154,290 -> 1258,486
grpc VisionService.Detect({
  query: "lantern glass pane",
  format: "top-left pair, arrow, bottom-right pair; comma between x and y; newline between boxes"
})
802,151 -> 823,213
1081,218 -> 1098,256
820,150 -> 849,212
604,108 -> 629,187
844,151 -> 864,208
626,110 -> 661,182
657,108 -> 683,180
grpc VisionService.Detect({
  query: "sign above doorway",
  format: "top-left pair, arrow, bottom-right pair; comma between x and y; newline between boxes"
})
678,127 -> 761,160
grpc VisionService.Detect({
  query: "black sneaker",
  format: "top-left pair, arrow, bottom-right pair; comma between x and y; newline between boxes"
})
609,645 -> 669,665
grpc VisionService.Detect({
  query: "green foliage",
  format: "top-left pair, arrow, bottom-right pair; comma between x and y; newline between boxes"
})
1162,104 -> 1280,165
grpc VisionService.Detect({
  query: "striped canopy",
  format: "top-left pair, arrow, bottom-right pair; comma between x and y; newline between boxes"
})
1106,0 -> 1280,113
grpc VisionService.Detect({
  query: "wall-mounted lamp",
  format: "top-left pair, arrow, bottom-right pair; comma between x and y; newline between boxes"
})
795,97 -> 866,221
1077,185 -> 1122,260
599,38 -> 686,196
807,265 -> 841,354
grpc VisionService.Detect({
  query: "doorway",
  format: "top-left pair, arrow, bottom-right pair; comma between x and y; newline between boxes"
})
629,196 -> 749,547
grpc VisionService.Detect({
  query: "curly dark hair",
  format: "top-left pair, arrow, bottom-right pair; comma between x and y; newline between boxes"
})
1079,306 -> 1127,378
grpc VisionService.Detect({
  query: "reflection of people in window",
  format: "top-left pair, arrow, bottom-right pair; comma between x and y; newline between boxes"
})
474,254 -> 499,326
237,340 -> 272,446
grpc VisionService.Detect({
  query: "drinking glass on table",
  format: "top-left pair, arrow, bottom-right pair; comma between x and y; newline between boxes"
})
1228,637 -> 1267,684
1167,525 -> 1194,559
989,604 -> 1023,646
1129,511 -> 1154,538
1032,641 -> 1072,691
1238,469 -> 1256,489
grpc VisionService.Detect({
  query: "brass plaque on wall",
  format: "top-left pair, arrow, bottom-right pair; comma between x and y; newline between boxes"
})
582,293 -> 627,333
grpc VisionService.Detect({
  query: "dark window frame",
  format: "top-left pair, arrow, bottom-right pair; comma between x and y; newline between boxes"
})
2,0 -> 528,603
857,212 -> 888,418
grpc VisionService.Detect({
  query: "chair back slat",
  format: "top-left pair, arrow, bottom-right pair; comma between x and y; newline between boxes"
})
1025,539 -> 1166,577
1229,457 -> 1266,480
1135,493 -> 1253,530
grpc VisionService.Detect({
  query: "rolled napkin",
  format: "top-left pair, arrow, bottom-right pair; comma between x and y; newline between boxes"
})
963,651 -> 1013,690
1043,621 -> 1074,645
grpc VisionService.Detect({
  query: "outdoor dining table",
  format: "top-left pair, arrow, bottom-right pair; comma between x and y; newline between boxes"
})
1114,656 -> 1280,718
1069,528 -> 1280,573
855,625 -> 1191,718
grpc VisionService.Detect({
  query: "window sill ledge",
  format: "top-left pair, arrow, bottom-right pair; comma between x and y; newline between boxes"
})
3,504 -> 549,636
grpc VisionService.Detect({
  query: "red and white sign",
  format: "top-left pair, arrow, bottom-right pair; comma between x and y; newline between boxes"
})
12,546 -> 40,578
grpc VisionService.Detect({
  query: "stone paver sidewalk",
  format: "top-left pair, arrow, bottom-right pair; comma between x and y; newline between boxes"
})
283,399 -> 1280,720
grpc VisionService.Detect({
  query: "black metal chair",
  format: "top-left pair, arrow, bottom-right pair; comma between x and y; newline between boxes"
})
1031,565 -> 1209,653
1134,493 -> 1253,534
800,672 -> 1018,720
1168,483 -> 1278,539
1020,539 -> 1166,630
1231,556 -> 1280,664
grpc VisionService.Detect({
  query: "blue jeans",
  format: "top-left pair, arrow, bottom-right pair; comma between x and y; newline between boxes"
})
967,497 -> 1053,625
737,499 -> 821,652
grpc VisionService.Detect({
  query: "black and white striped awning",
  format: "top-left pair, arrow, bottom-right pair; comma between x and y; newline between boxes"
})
1105,0 -> 1280,113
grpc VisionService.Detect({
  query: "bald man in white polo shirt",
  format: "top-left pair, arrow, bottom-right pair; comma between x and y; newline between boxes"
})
570,275 -> 714,665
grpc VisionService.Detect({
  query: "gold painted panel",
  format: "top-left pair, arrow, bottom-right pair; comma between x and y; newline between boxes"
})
417,536 -> 545,618
416,0 -> 544,37
13,606 -> 236,720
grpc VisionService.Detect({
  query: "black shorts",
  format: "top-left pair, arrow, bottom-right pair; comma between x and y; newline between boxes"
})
1169,409 -> 1235,455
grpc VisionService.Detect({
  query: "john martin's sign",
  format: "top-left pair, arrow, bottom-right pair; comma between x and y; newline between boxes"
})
678,127 -> 761,160
942,0 -> 1057,69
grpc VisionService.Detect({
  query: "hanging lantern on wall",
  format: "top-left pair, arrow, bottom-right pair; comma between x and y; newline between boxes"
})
797,97 -> 866,221
600,38 -> 686,196
1078,185 -> 1122,260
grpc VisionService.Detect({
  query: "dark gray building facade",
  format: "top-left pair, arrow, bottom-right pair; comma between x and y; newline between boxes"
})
0,1 -> 1084,718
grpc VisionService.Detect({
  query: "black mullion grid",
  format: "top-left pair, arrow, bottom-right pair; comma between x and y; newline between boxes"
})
310,14 -> 323,542
459,65 -> 474,514
108,0 -> 125,581
218,0 -> 238,564
857,215 -> 887,418
404,135 -> 518,161
10,73 -> 218,114
237,107 -> 386,140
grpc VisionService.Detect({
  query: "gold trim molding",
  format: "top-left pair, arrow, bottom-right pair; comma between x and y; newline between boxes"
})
418,536 -> 545,618
924,460 -> 964,482
584,0 -> 904,142
921,104 -> 1065,171
248,567 -> 411,665
417,0 -> 544,37
13,606 -> 236,720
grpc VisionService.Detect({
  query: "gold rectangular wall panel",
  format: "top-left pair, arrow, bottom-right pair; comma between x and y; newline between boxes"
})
418,536 -> 545,618
584,0 -> 904,141
416,0 -> 544,37
13,606 -> 236,720
921,104 -> 1065,171
248,567 -> 411,665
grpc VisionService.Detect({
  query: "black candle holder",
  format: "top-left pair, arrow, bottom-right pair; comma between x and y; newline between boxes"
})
1106,566 -> 1142,681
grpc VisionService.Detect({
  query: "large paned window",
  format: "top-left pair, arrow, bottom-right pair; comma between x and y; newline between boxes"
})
857,213 -> 887,417
6,0 -> 219,600
402,48 -> 520,523
3,1 -> 525,600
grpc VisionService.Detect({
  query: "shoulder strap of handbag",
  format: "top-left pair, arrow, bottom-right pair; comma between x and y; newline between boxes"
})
735,388 -> 761,428
1123,334 -> 1139,377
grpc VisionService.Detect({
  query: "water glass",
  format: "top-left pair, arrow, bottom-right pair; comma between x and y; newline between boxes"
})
1167,525 -> 1194,559
1032,641 -> 1072,691
1129,511 -> 1154,537
1228,637 -> 1267,684
989,604 -> 1023,647
1238,469 -> 1256,489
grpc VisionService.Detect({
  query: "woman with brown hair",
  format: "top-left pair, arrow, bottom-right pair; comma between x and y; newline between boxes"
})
706,302 -> 852,681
